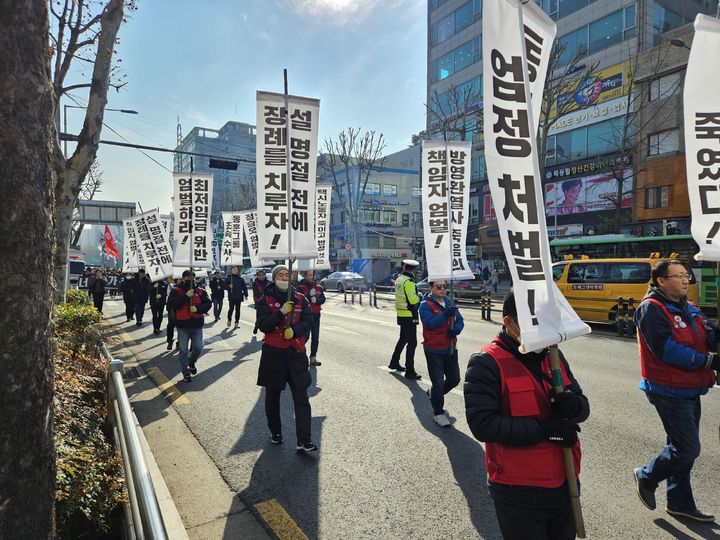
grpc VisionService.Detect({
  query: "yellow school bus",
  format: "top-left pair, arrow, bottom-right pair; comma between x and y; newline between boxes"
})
552,255 -> 699,324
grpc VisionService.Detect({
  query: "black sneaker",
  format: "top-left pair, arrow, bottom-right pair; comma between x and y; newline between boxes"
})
270,433 -> 283,444
183,374 -> 192,383
666,507 -> 715,522
405,373 -> 422,381
296,440 -> 318,453
388,364 -> 406,372
189,364 -> 197,375
633,468 -> 656,510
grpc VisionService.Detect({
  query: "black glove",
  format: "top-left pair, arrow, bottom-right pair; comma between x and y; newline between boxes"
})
707,352 -> 720,371
549,390 -> 583,419
448,329 -> 457,339
445,305 -> 458,318
539,419 -> 580,447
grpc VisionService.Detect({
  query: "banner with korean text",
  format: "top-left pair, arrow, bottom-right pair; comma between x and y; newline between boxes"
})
685,15 -> 720,260
122,217 -> 143,272
256,91 -> 320,260
221,212 -> 244,266
421,140 -> 474,281
483,0 -> 589,352
241,210 -> 275,268
172,172 -> 214,268
128,210 -> 173,282
296,184 -> 332,271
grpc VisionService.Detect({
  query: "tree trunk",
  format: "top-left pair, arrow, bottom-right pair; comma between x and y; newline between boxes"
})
352,219 -> 363,259
0,1 -> 57,537
53,168 -> 80,299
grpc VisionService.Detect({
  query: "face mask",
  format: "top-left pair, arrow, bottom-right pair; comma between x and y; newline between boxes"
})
275,279 -> 289,292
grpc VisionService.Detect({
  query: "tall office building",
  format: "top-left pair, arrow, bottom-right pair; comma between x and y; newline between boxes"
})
174,121 -> 256,220
427,0 -> 714,274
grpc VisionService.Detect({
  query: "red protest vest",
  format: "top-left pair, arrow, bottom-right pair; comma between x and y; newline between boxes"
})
262,291 -> 308,352
481,339 -> 581,488
175,287 -> 206,321
422,298 -> 456,351
298,282 -> 323,315
638,297 -> 715,389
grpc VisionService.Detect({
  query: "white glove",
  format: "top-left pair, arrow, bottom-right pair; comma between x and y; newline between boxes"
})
310,297 -> 317,304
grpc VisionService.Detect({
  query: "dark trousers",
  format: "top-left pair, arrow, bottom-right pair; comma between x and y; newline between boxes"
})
177,326 -> 203,376
134,303 -> 146,323
227,299 -> 242,323
151,303 -> 165,331
212,297 -> 224,320
492,489 -> 575,540
167,317 -> 175,343
265,380 -> 311,443
425,350 -> 461,415
309,314 -> 321,357
390,318 -> 418,374
637,393 -> 702,511
92,293 -> 104,313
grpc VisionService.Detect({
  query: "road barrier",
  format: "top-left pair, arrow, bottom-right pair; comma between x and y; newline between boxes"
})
480,291 -> 493,321
102,342 -> 168,540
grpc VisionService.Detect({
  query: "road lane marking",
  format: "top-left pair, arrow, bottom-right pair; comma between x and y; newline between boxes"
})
325,310 -> 397,327
376,366 -> 463,397
323,324 -> 360,335
254,498 -> 308,540
146,367 -> 190,405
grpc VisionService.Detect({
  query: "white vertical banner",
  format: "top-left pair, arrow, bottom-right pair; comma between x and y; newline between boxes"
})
421,140 -> 474,281
221,212 -> 245,266
128,210 -> 173,282
483,0 -> 589,351
172,172 -> 214,268
685,15 -> 720,260
242,210 -> 275,268
256,90 -> 320,260
122,217 -> 142,273
296,184 -> 332,271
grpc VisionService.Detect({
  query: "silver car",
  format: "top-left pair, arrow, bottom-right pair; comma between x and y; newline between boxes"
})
320,271 -> 368,292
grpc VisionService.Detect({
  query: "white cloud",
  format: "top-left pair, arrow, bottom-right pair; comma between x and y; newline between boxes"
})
279,0 -> 418,25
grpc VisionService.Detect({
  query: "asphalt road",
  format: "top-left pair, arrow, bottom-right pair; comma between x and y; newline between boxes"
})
108,292 -> 720,539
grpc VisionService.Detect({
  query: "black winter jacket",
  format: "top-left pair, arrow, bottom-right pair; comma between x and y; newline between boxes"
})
464,331 -> 590,448
131,275 -> 152,305
166,282 -> 212,329
149,280 -> 169,306
209,277 -> 226,299
225,274 -> 248,301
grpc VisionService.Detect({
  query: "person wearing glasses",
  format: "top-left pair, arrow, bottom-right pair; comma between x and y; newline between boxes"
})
633,260 -> 719,522
419,279 -> 464,427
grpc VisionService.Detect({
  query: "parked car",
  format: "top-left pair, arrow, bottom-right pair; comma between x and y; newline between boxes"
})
241,267 -> 273,287
320,271 -> 368,292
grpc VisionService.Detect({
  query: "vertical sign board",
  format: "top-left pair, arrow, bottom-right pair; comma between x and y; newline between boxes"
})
122,216 -> 144,272
221,212 -> 245,266
256,91 -> 320,260
421,140 -> 474,281
128,210 -> 173,282
483,0 -> 589,351
172,172 -> 214,268
296,184 -> 333,271
685,15 -> 720,260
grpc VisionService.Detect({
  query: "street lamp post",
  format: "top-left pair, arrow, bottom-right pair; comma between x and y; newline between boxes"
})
63,104 -> 138,157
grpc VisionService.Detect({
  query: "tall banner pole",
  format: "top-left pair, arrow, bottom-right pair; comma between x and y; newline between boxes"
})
444,140 -> 456,354
283,69 -> 293,304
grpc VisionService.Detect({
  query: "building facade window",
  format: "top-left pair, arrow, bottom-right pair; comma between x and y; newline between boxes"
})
383,210 -> 397,223
624,4 -> 636,39
649,72 -> 681,102
365,182 -> 381,195
652,4 -> 690,45
383,184 -> 397,196
384,236 -> 397,248
430,0 -> 450,12
430,76 -> 482,117
648,129 -> 680,156
542,0 -> 599,20
645,185 -> 672,208
557,9 -> 633,66
430,0 -> 481,46
545,117 -> 629,165
431,37 -> 481,82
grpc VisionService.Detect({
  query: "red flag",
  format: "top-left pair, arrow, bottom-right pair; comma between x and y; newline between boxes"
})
104,225 -> 120,259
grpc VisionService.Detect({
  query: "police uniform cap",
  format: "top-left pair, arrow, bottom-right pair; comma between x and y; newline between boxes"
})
402,259 -> 420,268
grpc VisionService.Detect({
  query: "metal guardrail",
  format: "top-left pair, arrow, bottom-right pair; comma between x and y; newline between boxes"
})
101,342 -> 168,540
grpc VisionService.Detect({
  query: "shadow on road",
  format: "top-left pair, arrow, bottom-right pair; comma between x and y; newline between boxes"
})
227,371 -> 325,539
654,517 -> 720,539
392,373 -> 502,539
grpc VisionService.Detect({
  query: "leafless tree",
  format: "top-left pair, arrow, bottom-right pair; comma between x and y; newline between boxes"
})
70,158 -> 103,247
0,1 -> 56,535
320,128 -> 388,259
223,173 -> 257,212
50,0 -> 135,299
426,83 -> 483,142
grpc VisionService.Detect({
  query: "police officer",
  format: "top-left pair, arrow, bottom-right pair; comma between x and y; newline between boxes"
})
633,259 -> 719,522
464,291 -> 590,539
419,279 -> 464,427
167,270 -> 212,382
256,265 -> 317,452
149,278 -> 169,335
298,270 -> 326,366
209,270 -> 225,322
252,268 -> 271,335
131,269 -> 151,326
388,259 -> 421,380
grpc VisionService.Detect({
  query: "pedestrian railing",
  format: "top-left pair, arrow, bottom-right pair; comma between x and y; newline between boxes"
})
101,341 -> 168,540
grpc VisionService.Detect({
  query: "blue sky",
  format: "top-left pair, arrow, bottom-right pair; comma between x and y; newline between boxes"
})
66,0 -> 427,214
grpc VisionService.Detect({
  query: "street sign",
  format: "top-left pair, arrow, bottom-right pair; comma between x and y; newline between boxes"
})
345,243 -> 352,250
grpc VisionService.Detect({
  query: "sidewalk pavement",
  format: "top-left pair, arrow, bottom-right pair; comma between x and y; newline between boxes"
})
106,307 -> 273,540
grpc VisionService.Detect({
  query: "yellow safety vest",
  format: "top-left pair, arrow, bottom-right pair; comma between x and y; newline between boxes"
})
395,274 -> 420,318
